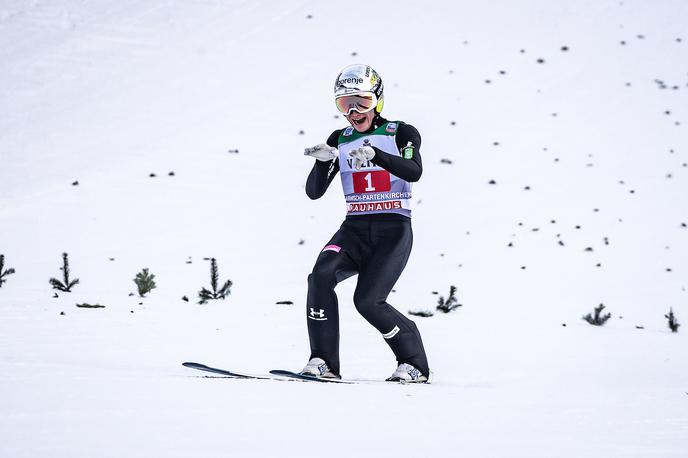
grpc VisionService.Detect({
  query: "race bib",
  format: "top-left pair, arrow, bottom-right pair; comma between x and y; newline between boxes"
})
352,170 -> 391,193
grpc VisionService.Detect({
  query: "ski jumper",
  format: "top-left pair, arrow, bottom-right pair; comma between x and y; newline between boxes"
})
304,116 -> 430,377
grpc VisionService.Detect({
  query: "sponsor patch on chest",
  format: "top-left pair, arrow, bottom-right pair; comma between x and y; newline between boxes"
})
386,122 -> 398,133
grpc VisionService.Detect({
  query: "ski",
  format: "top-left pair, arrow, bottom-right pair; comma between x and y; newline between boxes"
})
182,362 -> 274,380
182,362 -> 345,383
183,362 -> 353,383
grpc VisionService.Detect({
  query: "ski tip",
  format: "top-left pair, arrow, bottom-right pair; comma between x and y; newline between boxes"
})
183,362 -> 214,371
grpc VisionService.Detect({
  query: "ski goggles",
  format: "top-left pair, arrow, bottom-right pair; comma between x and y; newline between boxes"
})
335,93 -> 378,115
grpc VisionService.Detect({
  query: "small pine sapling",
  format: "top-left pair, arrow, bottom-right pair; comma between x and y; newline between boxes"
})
665,308 -> 680,333
436,285 -> 461,313
49,252 -> 80,292
0,254 -> 16,288
198,258 -> 233,304
134,268 -> 157,297
583,303 -> 611,326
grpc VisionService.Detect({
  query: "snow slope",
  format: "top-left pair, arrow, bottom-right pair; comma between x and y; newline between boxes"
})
1,1 -> 687,457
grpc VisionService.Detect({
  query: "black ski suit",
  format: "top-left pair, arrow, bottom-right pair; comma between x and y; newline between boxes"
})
304,116 -> 430,377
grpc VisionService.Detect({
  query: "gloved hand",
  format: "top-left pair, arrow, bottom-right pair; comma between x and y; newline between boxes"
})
304,144 -> 338,162
348,146 -> 376,170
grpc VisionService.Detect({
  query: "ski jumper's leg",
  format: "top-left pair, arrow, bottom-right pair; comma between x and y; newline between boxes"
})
352,218 -> 430,376
306,222 -> 359,376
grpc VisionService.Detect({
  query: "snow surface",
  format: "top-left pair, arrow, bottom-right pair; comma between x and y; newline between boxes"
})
1,1 -> 687,456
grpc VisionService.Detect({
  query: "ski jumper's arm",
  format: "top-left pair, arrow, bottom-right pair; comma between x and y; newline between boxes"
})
370,123 -> 423,182
305,130 -> 342,200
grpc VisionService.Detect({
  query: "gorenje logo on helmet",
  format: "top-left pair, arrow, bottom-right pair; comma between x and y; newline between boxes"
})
338,77 -> 364,85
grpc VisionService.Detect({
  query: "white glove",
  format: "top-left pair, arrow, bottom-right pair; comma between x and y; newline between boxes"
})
304,144 -> 338,162
348,146 -> 376,170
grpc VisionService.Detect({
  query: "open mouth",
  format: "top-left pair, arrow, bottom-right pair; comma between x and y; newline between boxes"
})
350,116 -> 366,125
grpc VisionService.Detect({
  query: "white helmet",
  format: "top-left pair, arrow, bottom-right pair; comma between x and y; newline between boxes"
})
333,64 -> 384,114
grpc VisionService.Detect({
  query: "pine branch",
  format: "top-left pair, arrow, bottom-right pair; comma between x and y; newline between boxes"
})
61,252 -> 70,285
49,278 -> 67,291
436,285 -> 462,313
198,287 -> 214,305
0,254 -> 16,288
49,252 -> 79,292
216,279 -> 233,299
665,308 -> 680,333
134,268 -> 157,297
210,258 -> 219,294
408,309 -> 434,317
198,258 -> 232,304
583,303 -> 611,326
76,303 -> 105,308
